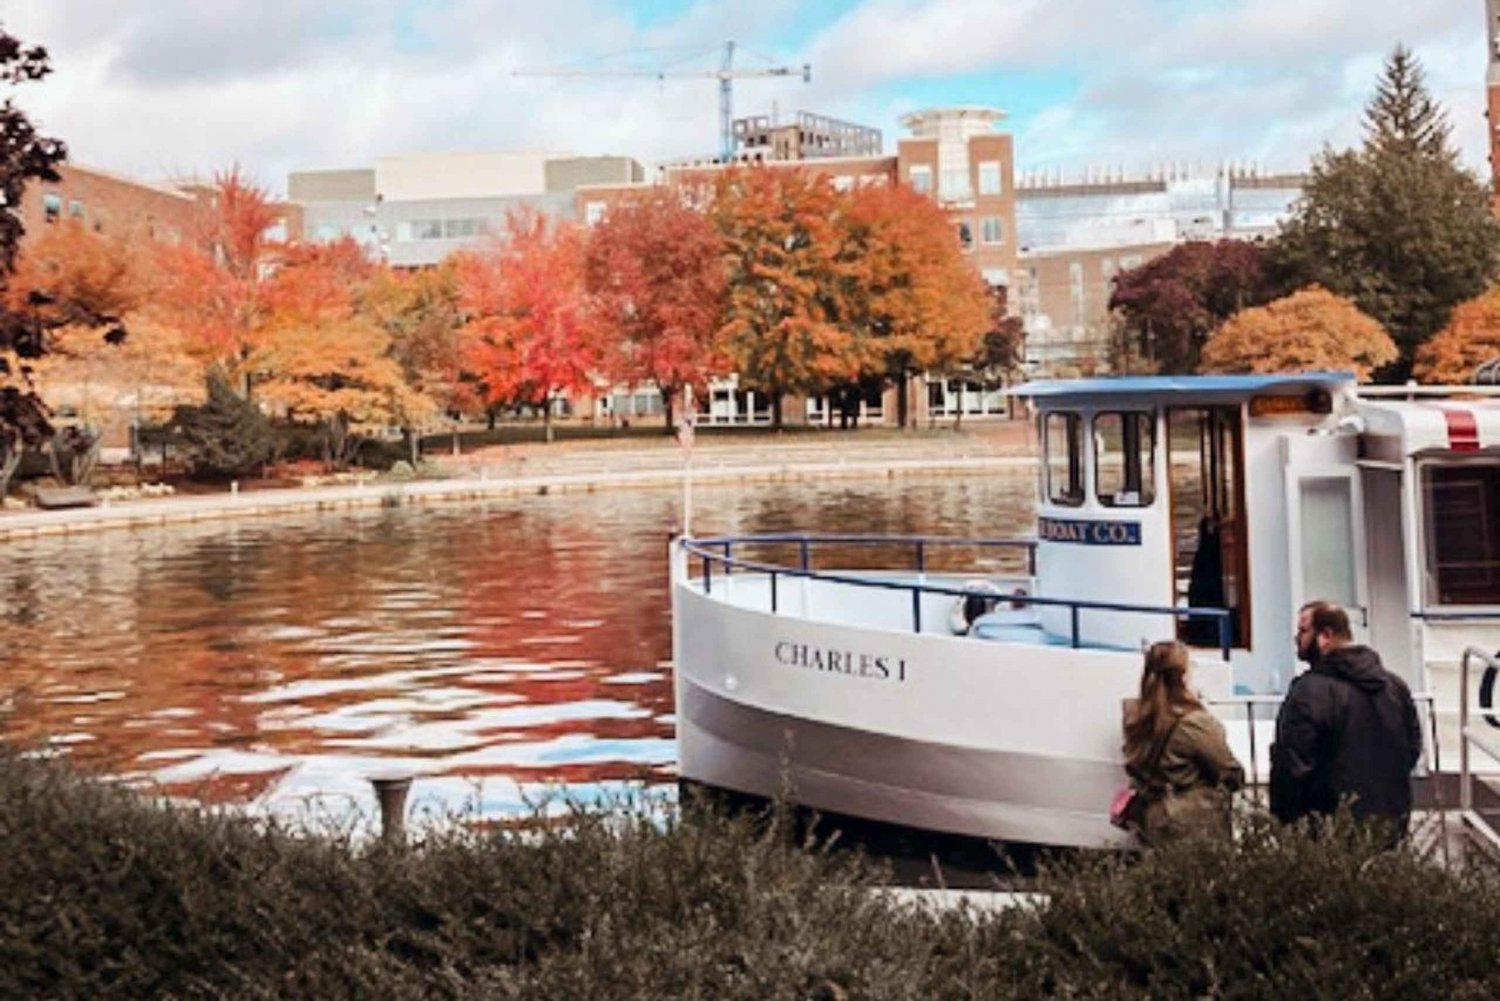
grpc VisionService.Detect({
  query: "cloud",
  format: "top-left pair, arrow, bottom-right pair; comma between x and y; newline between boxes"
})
3,0 -> 1494,193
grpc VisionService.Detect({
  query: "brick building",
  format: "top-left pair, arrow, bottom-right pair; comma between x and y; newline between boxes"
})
19,163 -> 198,246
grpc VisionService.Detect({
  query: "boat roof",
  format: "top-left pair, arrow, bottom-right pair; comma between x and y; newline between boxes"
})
1358,398 -> 1500,454
1012,372 -> 1356,402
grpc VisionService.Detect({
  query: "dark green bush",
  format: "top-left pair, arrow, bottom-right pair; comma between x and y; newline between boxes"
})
1,748 -> 1497,1000
172,370 -> 276,478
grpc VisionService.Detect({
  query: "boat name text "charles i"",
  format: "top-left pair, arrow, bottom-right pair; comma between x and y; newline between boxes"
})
1037,516 -> 1142,546
773,641 -> 908,682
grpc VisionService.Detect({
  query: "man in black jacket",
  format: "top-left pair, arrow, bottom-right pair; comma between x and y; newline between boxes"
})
1270,601 -> 1423,839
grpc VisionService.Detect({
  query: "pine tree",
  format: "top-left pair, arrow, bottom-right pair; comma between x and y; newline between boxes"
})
1271,47 -> 1500,379
1361,45 -> 1453,159
174,368 -> 275,477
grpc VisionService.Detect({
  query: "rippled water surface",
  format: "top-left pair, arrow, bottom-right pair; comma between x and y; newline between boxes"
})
0,474 -> 1034,821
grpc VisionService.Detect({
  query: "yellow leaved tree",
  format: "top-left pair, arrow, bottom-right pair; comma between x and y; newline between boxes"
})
1413,287 -> 1500,383
1199,286 -> 1397,380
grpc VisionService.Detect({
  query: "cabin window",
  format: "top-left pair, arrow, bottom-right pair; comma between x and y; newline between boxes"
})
1043,411 -> 1084,507
1094,411 -> 1155,507
1422,463 -> 1500,606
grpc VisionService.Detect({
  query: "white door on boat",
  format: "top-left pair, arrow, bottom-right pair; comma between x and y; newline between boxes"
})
1284,465 -> 1370,644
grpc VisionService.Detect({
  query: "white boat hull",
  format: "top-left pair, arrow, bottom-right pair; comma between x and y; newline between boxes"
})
672,568 -> 1232,849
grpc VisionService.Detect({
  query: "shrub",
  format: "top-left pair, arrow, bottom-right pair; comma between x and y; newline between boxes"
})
172,370 -> 275,478
0,749 -> 1497,999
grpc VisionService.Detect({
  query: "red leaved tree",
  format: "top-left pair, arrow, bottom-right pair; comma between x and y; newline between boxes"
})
1109,240 -> 1274,373
841,182 -> 993,428
709,167 -> 857,428
455,211 -> 599,442
1413,286 -> 1500,383
583,190 -> 728,431
151,168 -> 283,393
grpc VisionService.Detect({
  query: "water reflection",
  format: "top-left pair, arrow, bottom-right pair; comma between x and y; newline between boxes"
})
0,474 -> 1034,820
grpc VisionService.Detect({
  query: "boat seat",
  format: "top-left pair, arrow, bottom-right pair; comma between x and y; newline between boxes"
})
969,616 -> 1138,652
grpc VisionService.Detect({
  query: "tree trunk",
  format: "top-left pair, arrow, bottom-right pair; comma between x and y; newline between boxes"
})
954,379 -> 965,431
896,369 -> 910,429
543,399 -> 554,444
0,446 -> 20,502
662,387 -> 676,436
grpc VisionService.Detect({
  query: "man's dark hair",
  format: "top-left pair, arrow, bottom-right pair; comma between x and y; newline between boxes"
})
1301,600 -> 1352,641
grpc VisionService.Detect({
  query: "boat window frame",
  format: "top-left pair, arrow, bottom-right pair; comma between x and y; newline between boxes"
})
1042,409 -> 1085,508
1417,458 -> 1500,610
1093,409 -> 1157,509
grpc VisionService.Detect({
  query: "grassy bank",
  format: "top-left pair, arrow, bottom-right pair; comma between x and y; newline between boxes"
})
3,750 -> 1499,999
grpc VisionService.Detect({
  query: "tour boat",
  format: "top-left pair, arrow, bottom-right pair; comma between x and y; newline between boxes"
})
671,373 -> 1500,848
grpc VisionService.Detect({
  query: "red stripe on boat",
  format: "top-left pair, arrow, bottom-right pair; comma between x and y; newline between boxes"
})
1441,407 -> 1480,452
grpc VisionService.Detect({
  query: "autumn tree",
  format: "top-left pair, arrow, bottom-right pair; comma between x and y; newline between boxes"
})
1271,47 -> 1500,378
1199,286 -> 1397,381
1108,240 -> 1272,373
1413,287 -> 1500,384
253,240 -> 433,468
709,167 -> 856,428
841,183 -> 992,428
455,211 -> 599,442
362,260 -> 464,415
584,190 -> 728,431
0,30 -> 105,495
151,168 -> 283,393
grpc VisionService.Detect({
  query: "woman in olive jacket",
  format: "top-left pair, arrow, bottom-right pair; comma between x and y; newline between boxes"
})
1122,641 -> 1245,845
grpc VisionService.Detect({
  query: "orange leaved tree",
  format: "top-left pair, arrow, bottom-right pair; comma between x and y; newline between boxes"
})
1413,287 -> 1500,383
709,167 -> 857,427
254,241 -> 434,468
584,189 -> 728,431
455,212 -> 599,442
1199,286 -> 1397,381
842,183 -> 993,428
151,169 -> 283,393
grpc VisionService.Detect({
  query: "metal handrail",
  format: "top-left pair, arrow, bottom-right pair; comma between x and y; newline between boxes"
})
1458,646 -> 1500,853
679,533 -> 1235,660
1409,610 -> 1500,623
1207,692 -> 1442,804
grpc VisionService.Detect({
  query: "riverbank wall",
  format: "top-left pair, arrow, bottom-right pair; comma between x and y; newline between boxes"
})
0,448 -> 1035,541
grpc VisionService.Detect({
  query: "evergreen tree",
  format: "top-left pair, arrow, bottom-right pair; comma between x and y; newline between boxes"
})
1362,44 -> 1453,159
174,368 -> 275,477
1271,46 -> 1500,379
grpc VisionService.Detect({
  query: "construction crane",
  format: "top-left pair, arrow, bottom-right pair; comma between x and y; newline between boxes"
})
514,41 -> 811,162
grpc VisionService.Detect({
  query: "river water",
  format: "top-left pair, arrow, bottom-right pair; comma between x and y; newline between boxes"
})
0,473 -> 1035,825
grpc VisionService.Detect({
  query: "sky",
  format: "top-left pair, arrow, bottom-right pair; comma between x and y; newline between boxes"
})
3,0 -> 1490,195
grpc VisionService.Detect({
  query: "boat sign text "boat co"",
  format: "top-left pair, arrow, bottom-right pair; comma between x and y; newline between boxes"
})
1037,517 -> 1142,546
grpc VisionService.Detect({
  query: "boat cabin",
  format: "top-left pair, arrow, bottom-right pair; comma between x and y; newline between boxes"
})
1014,373 -> 1500,697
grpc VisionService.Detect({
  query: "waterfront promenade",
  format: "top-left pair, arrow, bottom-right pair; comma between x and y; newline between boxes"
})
0,423 -> 1036,541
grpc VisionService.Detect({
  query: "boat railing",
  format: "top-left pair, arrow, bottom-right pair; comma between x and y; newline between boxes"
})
1205,692 -> 1442,807
1459,646 -> 1500,853
679,533 -> 1235,661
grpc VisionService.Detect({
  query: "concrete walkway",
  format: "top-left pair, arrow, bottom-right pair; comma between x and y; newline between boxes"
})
0,434 -> 1036,541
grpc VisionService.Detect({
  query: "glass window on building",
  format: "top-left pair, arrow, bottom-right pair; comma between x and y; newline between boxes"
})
68,199 -> 85,218
585,201 -> 606,226
909,165 -> 933,193
42,192 -> 62,222
941,168 -> 972,202
978,161 -> 1003,196
980,217 -> 1004,245
956,221 -> 973,251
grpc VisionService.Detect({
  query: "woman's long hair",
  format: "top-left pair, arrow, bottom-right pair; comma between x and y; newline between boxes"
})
1123,641 -> 1202,770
